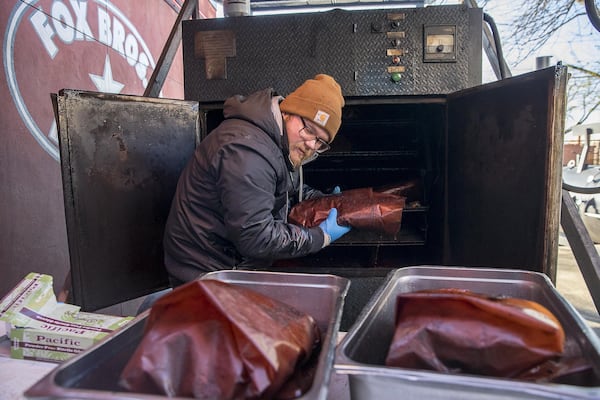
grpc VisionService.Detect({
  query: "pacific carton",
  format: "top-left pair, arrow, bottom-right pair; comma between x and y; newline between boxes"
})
0,273 -> 133,363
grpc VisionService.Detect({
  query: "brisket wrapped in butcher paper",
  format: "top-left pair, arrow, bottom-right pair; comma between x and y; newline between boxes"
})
289,187 -> 406,236
119,279 -> 321,399
385,288 -> 568,380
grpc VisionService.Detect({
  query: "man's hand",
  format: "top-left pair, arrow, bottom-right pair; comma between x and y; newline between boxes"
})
319,208 -> 351,247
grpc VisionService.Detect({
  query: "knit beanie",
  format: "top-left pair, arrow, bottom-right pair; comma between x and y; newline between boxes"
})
280,74 -> 344,142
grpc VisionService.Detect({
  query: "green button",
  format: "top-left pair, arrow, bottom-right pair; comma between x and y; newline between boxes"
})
391,72 -> 402,82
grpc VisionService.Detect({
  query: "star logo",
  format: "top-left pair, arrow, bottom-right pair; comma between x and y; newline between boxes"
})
89,55 -> 125,94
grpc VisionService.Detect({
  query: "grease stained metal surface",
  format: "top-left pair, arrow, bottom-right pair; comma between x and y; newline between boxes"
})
58,89 -> 198,311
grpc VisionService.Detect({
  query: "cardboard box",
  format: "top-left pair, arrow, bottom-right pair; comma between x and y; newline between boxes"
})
0,273 -> 133,363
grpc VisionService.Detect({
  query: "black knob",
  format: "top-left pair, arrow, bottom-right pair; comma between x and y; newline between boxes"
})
371,22 -> 383,33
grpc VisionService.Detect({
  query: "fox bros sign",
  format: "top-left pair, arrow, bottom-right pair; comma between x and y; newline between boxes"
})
4,0 -> 157,160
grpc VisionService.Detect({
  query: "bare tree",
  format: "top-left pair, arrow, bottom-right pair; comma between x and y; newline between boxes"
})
566,64 -> 600,129
503,1 -> 588,60
475,0 -> 600,129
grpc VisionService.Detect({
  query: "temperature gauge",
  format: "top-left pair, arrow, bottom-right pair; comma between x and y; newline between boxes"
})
424,25 -> 456,62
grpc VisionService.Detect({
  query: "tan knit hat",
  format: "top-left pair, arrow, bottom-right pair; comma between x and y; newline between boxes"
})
280,74 -> 344,142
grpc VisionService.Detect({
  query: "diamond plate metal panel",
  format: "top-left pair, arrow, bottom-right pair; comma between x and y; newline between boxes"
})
183,5 -> 482,102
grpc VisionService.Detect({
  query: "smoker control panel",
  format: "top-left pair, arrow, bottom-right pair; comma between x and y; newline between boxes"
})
382,14 -> 458,83
384,13 -> 408,83
182,5 -> 482,101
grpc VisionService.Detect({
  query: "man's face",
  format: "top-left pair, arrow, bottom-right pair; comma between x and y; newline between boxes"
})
285,114 -> 331,168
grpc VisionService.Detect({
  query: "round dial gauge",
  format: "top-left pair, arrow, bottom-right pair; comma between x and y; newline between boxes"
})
424,26 -> 456,62
426,34 -> 455,54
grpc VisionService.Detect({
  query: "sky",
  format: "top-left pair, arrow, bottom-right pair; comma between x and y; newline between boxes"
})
478,1 -> 600,128
481,2 -> 597,74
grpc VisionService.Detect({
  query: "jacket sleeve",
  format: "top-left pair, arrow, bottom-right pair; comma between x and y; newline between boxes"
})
215,140 -> 324,261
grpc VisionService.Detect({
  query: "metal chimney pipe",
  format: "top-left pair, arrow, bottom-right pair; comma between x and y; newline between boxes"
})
223,0 -> 251,16
536,56 -> 552,70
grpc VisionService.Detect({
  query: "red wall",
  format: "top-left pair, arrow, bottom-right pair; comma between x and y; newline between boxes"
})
0,0 -> 215,299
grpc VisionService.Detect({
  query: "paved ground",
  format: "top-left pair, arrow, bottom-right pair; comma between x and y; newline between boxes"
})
556,238 -> 600,335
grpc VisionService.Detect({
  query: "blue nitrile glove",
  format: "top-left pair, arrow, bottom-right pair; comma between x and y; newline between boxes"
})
332,186 -> 341,194
318,208 -> 351,247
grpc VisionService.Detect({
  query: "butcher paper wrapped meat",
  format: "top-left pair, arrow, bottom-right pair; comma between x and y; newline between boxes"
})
288,187 -> 406,236
385,288 -> 566,380
375,179 -> 422,204
119,279 -> 321,399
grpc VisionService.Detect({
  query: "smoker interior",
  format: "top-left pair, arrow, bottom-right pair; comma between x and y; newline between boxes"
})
203,97 -> 445,267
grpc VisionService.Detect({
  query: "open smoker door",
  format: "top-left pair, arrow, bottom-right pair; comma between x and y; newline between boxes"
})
445,65 -> 567,280
57,89 -> 199,311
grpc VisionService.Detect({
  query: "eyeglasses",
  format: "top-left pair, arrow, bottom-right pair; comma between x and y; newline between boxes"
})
299,118 -> 331,154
